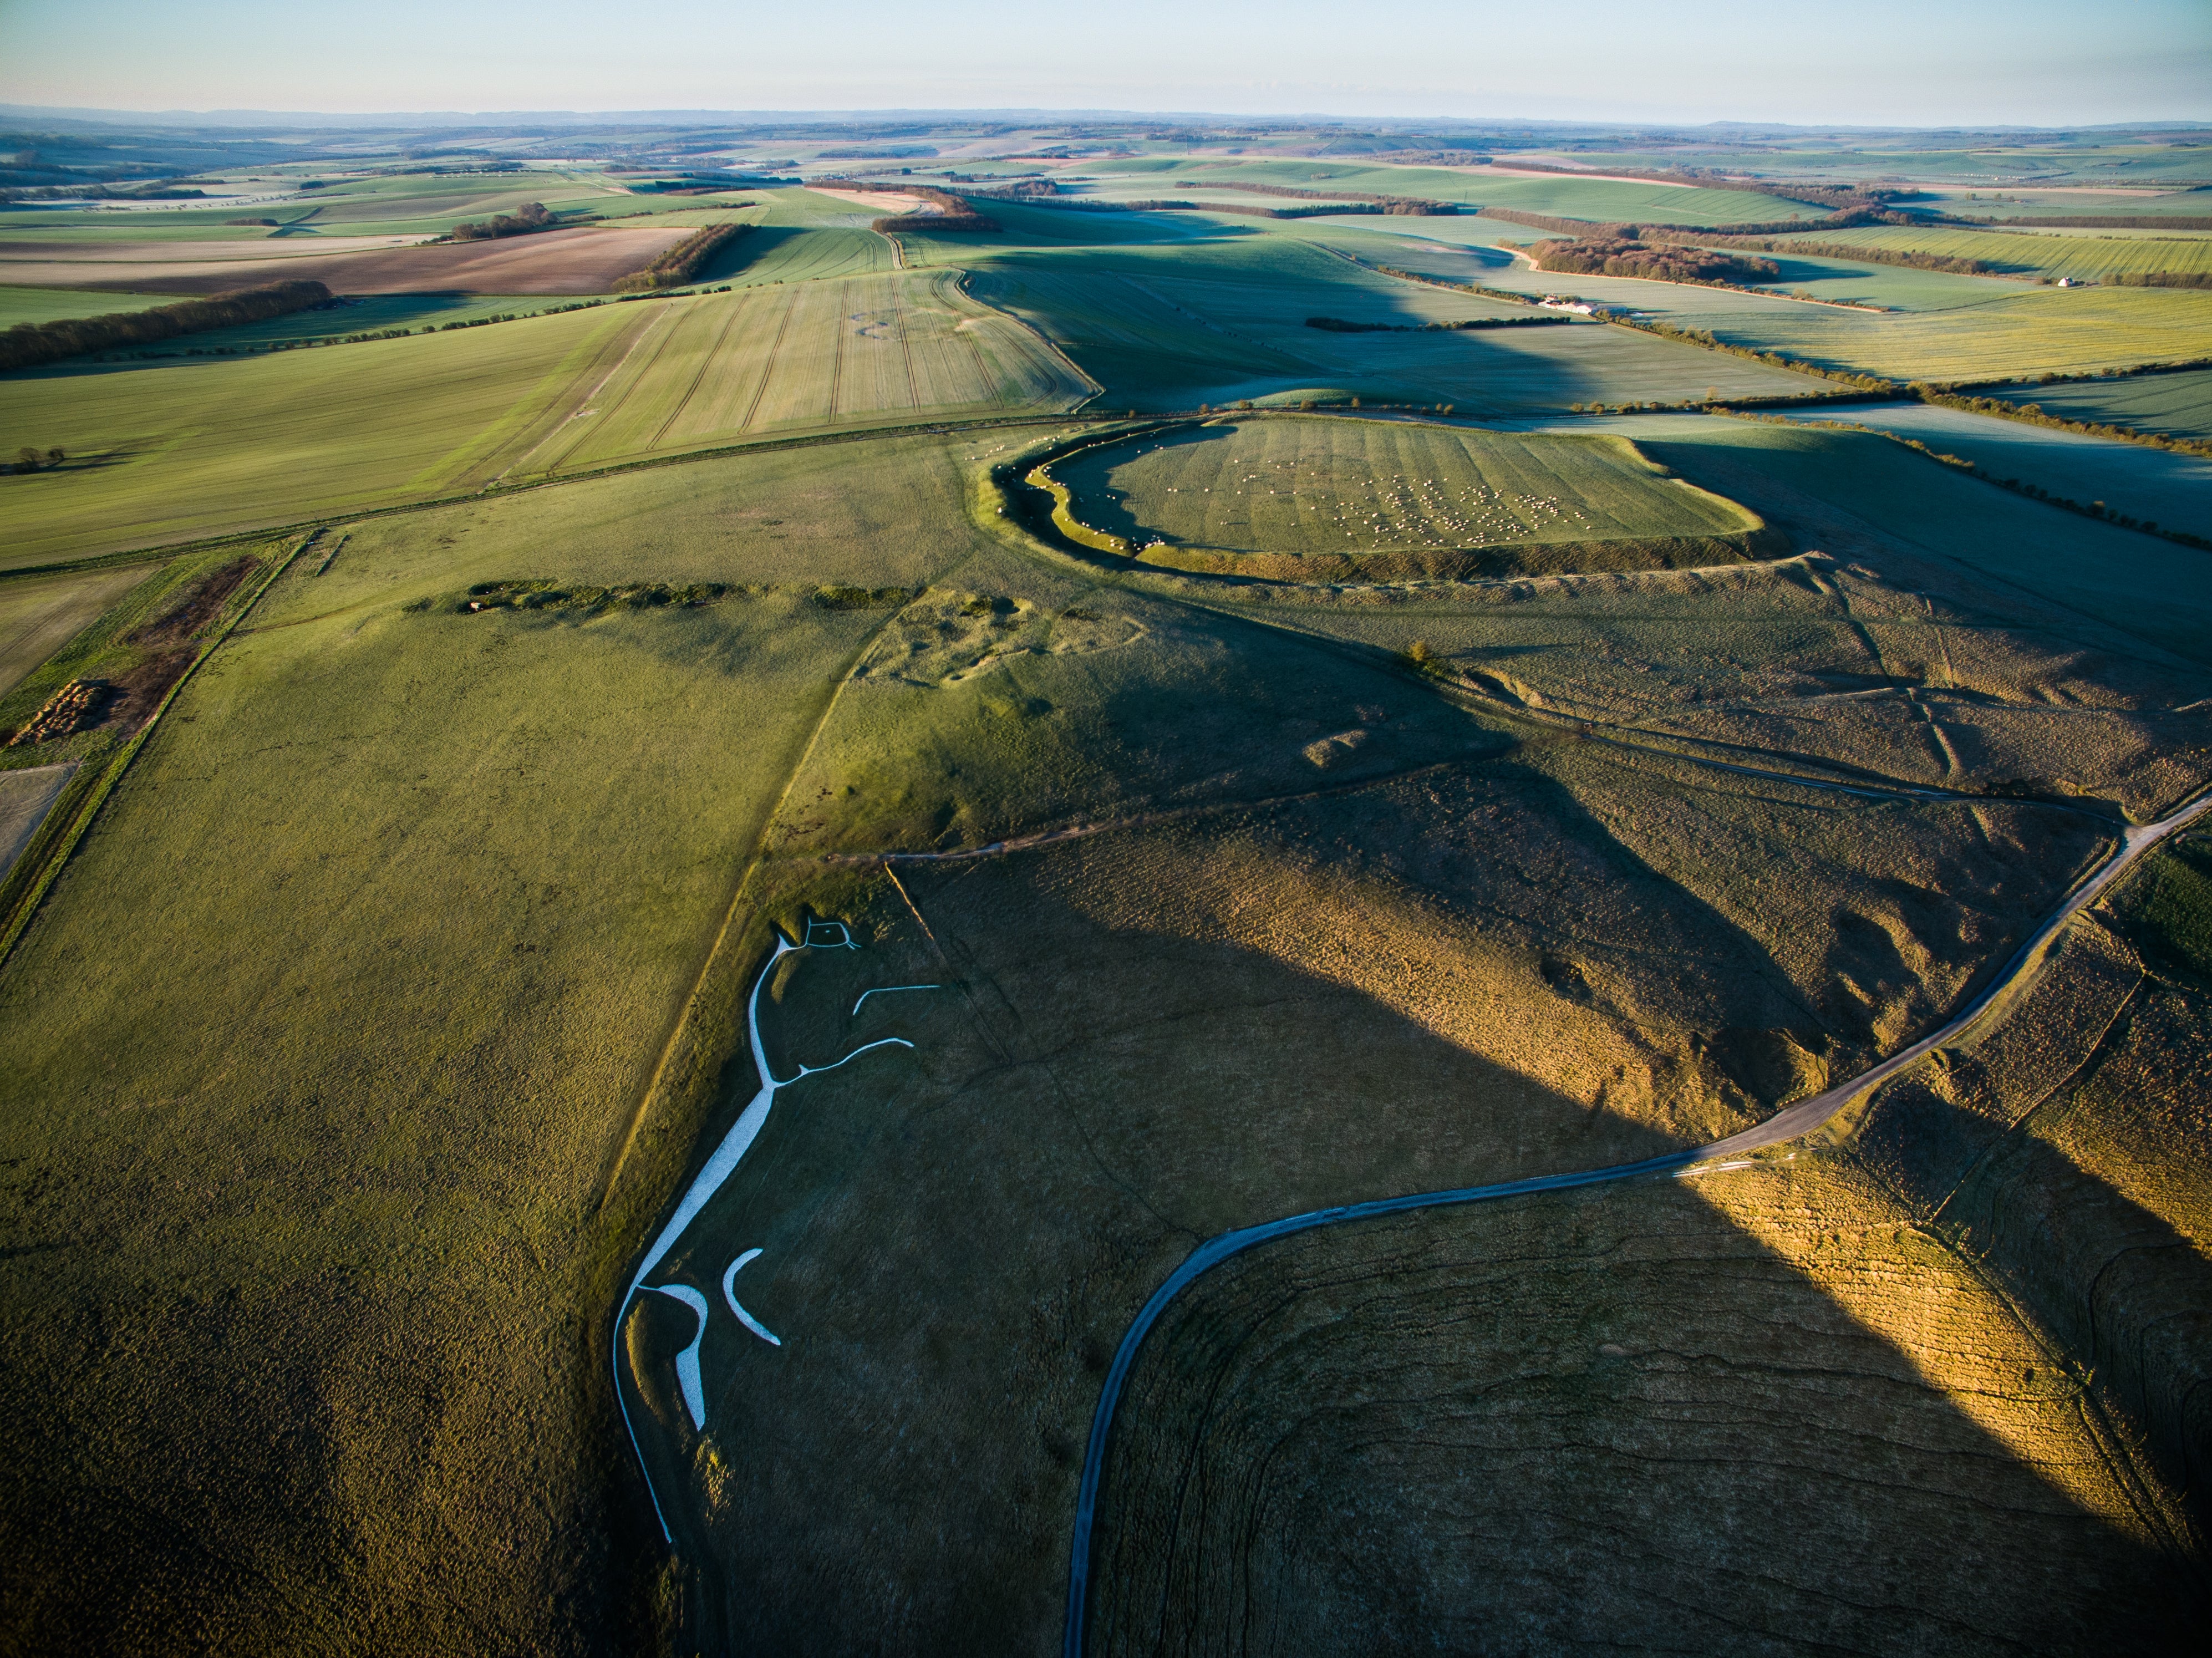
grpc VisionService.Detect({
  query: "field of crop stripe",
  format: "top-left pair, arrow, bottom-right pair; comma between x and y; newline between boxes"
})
651,297 -> 750,450
541,301 -> 685,474
897,290 -> 922,409
828,280 -> 850,423
955,313 -> 1001,406
743,285 -> 802,432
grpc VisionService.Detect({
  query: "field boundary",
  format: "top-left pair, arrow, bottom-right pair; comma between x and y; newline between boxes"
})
0,529 -> 315,970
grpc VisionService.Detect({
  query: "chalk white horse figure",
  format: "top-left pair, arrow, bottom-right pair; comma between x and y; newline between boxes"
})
614,920 -> 913,1539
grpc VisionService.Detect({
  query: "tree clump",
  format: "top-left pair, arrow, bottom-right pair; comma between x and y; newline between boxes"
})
449,201 -> 553,241
1529,236 -> 1781,287
612,221 -> 754,291
0,281 -> 332,373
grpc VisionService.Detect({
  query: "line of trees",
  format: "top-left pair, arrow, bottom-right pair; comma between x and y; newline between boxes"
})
1947,214 -> 2212,231
1305,314 -> 1574,332
1172,180 -> 1458,215
1681,235 -> 2001,274
611,222 -> 754,291
1529,236 -> 1781,285
0,279 -> 333,373
448,201 -> 555,241
2107,271 -> 2212,289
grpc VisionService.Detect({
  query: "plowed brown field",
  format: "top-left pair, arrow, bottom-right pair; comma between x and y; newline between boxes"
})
0,225 -> 698,296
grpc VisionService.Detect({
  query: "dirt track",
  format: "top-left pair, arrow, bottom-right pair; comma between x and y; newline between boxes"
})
0,225 -> 699,296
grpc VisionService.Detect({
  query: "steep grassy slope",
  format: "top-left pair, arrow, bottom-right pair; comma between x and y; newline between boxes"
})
1087,1164 -> 2199,1656
588,420 -> 2204,1646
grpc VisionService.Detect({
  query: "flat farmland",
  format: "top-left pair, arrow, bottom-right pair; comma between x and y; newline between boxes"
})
1051,417 -> 1756,559
1784,225 -> 2212,283
1984,367 -> 2212,441
0,277 -> 1091,563
522,269 -> 1092,475
0,225 -> 699,296
0,565 -> 160,695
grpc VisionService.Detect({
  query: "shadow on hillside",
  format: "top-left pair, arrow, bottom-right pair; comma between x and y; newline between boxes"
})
1083,1172 -> 2201,1657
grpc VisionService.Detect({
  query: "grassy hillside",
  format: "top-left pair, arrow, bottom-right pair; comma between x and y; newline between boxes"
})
0,430 -> 1004,1655
1087,1164 -> 2198,1655
621,522 -> 2164,1647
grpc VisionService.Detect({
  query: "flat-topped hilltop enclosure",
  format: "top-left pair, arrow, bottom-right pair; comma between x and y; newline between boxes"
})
1042,416 -> 1780,581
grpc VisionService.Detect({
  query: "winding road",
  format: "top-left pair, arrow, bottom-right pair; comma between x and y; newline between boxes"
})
1059,786 -> 2212,1654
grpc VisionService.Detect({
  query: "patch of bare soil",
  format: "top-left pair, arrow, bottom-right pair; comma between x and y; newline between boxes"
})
79,557 -> 262,735
93,649 -> 194,735
13,226 -> 699,297
129,558 -> 256,649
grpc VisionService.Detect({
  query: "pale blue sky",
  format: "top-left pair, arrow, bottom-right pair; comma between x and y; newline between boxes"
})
2,0 -> 2205,126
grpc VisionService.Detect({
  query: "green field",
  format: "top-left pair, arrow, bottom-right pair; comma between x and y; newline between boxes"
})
1784,225 -> 2212,283
1984,366 -> 2212,441
0,565 -> 160,697
0,273 -> 1092,566
1047,416 -> 1760,578
0,430 -> 1012,1651
1755,403 -> 2212,537
0,285 -> 179,326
